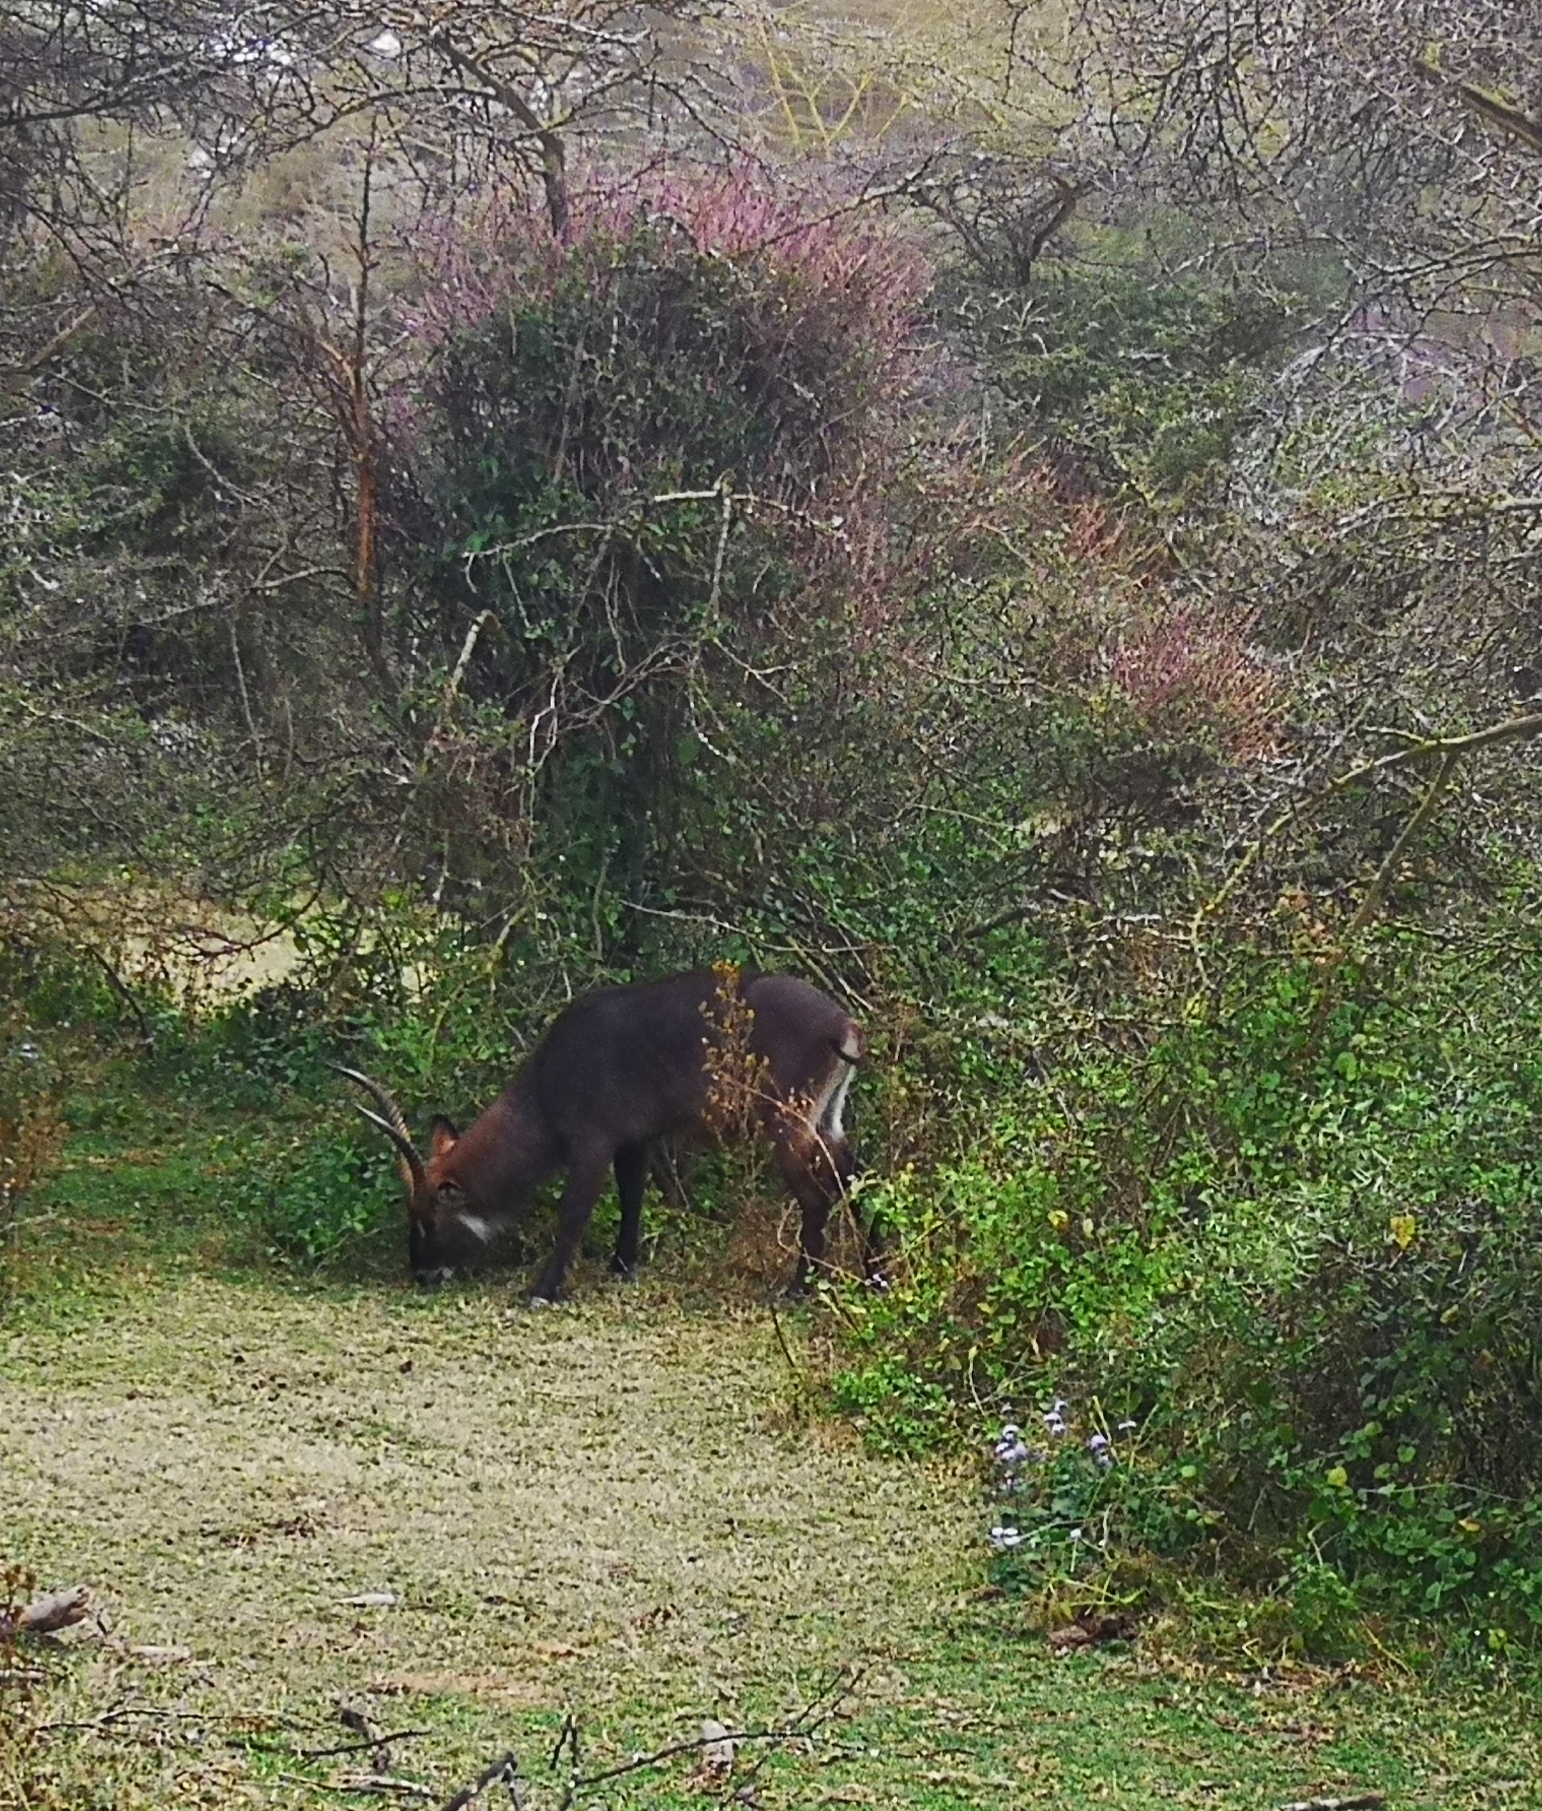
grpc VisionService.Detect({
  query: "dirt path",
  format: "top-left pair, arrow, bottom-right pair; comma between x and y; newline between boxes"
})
2,1275 -> 973,1802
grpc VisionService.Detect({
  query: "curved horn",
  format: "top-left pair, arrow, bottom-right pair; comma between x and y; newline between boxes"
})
329,1063 -> 428,1189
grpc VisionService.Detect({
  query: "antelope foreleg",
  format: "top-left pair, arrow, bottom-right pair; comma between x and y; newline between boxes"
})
530,1153 -> 612,1304
775,1128 -> 853,1295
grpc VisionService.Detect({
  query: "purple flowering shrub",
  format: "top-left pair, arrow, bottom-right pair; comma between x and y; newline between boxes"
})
372,165 -> 941,898
397,166 -> 927,546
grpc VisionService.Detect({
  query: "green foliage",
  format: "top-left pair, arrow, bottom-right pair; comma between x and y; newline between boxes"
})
828,1354 -> 951,1456
71,392 -> 256,560
945,252 -> 1299,503
7,143 -> 1542,1676
230,1121 -> 401,1267
386,191 -> 929,937
984,1407 -> 1209,1602
835,933 -> 1542,1651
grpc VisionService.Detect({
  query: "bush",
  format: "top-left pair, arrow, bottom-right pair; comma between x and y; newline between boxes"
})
230,1121 -> 401,1268
834,933 -> 1542,1648
942,250 -> 1300,505
383,170 -> 931,936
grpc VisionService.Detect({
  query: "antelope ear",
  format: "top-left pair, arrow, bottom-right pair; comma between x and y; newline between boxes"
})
429,1116 -> 460,1159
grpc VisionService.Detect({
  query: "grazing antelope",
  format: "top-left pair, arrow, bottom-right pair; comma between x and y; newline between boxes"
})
335,966 -> 868,1302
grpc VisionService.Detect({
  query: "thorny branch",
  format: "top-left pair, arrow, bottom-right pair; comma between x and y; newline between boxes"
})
425,30 -> 570,237
1194,711 -> 1542,947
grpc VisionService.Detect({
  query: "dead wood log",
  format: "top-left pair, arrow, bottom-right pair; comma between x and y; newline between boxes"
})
1,1585 -> 91,1637
1277,1796 -> 1385,1811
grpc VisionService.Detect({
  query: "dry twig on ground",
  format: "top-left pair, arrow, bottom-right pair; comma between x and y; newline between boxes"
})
437,1750 -> 523,1811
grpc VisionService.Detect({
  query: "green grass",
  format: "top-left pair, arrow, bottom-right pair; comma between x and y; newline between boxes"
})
5,1048 -> 388,1316
12,1591 -> 1542,1808
5,1050 -> 1542,1808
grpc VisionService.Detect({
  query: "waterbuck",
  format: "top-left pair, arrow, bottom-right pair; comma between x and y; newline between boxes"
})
335,966 -> 867,1302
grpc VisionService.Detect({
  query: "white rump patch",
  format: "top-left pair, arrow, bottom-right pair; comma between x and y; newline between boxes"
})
805,1056 -> 856,1139
822,1061 -> 855,1139
838,1027 -> 863,1063
458,1212 -> 496,1245
806,1068 -> 838,1131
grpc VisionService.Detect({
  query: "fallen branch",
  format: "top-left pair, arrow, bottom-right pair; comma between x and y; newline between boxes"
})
731,1664 -> 861,1802
278,1773 -> 434,1801
301,1728 -> 430,1760
336,1700 -> 391,1771
1277,1795 -> 1384,1811
37,1704 -> 214,1735
548,1710 -> 578,1772
437,1750 -> 521,1811
570,1724 -> 806,1789
1,1586 -> 91,1638
567,1667 -> 862,1798
336,1775 -> 437,1800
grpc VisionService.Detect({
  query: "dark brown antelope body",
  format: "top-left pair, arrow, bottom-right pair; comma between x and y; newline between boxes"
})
337,967 -> 867,1302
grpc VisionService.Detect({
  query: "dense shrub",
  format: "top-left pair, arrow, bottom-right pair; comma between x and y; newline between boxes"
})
227,1121 -> 402,1267
835,935 -> 1542,1646
940,252 -> 1301,505
378,172 -> 932,937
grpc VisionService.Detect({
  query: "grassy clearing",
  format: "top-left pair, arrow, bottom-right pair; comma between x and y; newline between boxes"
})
5,1074 -> 1542,1807
2,1273 -> 969,1806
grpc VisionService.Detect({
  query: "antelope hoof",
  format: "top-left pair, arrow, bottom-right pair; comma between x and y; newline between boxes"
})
609,1255 -> 639,1280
